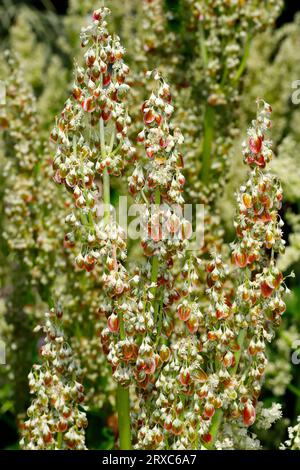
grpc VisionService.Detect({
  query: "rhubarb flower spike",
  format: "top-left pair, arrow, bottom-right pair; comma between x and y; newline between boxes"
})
52,7 -> 135,274
20,307 -> 87,450
230,99 -> 286,430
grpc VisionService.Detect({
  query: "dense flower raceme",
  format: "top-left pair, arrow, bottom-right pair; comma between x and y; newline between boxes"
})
52,6 -> 135,274
132,100 -> 286,450
52,8 -> 135,391
227,101 -> 285,424
242,13 -> 300,276
20,307 -> 87,450
229,101 -> 286,432
102,71 -> 191,388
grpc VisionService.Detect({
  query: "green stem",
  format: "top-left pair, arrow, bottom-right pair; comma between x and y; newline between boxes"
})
200,105 -> 215,183
199,21 -> 208,68
117,384 -> 131,450
57,432 -> 63,450
288,384 -> 300,399
117,310 -> 131,450
233,34 -> 252,83
206,409 -> 223,449
99,117 -> 131,449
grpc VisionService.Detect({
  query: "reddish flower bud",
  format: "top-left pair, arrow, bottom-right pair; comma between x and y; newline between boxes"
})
143,357 -> 156,375
249,136 -> 262,154
72,85 -> 82,101
171,419 -> 184,436
86,50 -> 96,67
82,97 -> 96,113
179,368 -> 191,386
178,304 -> 191,322
167,214 -> 180,234
101,108 -> 112,122
204,403 -> 215,419
144,108 -> 155,125
103,72 -> 111,87
186,315 -> 199,334
155,114 -> 163,125
178,174 -> 185,187
92,9 -> 102,21
243,403 -> 256,427
137,131 -> 145,143
58,419 -> 68,432
256,154 -> 266,168
223,351 -> 234,368
260,281 -> 274,298
202,433 -> 212,444
107,314 -> 119,333
234,251 -> 248,268
164,418 -> 172,431
273,272 -> 283,289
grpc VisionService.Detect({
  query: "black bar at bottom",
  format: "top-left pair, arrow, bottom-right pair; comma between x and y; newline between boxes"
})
0,450 -> 299,466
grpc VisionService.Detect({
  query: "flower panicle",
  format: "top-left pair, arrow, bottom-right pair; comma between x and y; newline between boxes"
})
20,306 -> 87,450
51,8 -> 134,275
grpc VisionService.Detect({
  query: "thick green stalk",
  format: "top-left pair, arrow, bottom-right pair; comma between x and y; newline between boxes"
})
200,105 -> 215,183
57,431 -> 63,449
100,119 -> 131,450
233,34 -> 252,83
99,117 -> 131,449
117,381 -> 131,450
206,409 -> 223,449
117,310 -> 131,449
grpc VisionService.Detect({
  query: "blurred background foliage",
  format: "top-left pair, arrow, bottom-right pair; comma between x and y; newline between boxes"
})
0,0 -> 300,450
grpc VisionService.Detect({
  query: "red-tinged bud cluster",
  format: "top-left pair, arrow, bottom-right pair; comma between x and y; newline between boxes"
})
130,71 -> 185,205
52,7 -> 134,182
52,8 -> 135,280
227,99 -> 287,435
244,102 -> 273,169
130,71 -> 191,268
20,308 -> 87,450
232,101 -> 285,272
